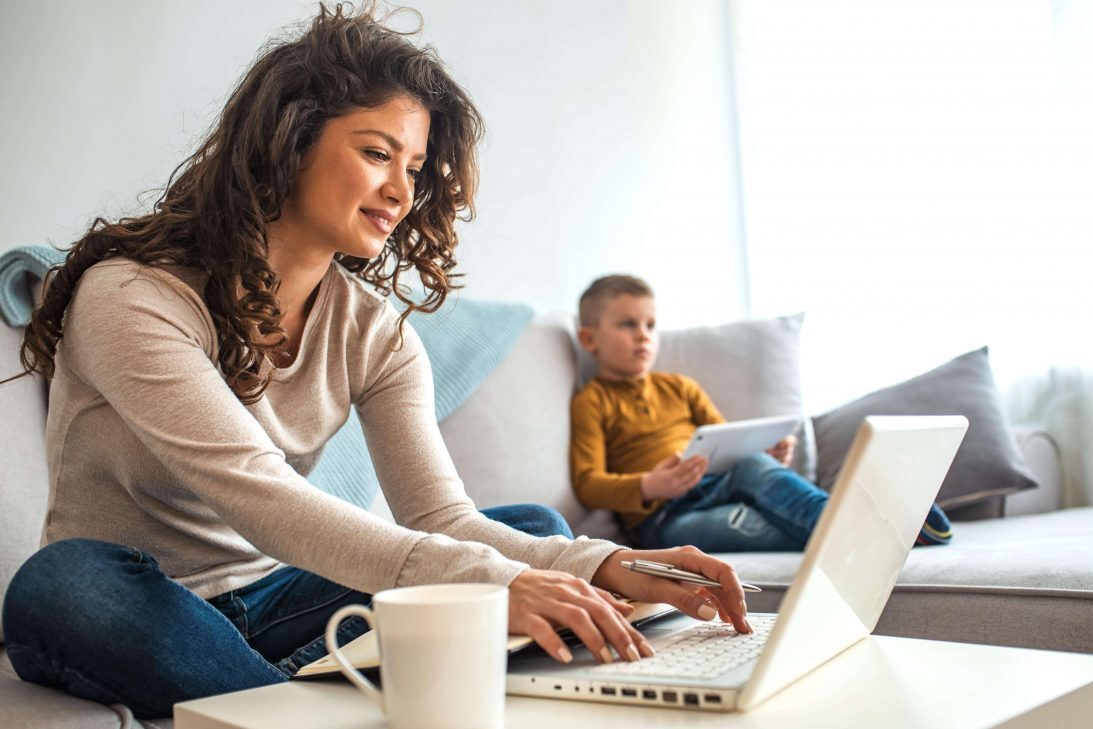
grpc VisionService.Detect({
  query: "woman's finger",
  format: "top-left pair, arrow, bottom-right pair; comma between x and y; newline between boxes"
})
522,613 -> 574,664
574,593 -> 643,662
568,580 -> 643,661
561,579 -> 648,661
671,548 -> 751,633
551,601 -> 615,663
593,587 -> 635,616
655,579 -> 724,623
622,615 -> 655,657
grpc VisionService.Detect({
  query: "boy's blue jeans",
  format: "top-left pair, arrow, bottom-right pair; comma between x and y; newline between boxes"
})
1,503 -> 572,719
632,453 -> 828,553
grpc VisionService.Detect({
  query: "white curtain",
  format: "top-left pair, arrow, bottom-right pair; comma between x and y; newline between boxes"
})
1004,0 -> 1093,507
1009,368 -> 1093,507
730,0 -> 1093,505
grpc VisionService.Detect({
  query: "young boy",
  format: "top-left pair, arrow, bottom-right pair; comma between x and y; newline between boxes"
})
569,274 -> 953,552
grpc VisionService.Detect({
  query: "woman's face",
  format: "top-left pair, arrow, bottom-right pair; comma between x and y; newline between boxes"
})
277,94 -> 430,262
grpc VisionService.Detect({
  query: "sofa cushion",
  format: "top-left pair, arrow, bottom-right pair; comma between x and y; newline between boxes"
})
717,507 -> 1093,653
0,323 -> 50,644
437,313 -> 587,526
0,648 -> 174,728
812,347 -> 1038,510
576,312 -> 817,481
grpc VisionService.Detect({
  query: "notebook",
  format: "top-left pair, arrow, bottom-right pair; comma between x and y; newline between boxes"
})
506,415 -> 968,712
294,600 -> 677,678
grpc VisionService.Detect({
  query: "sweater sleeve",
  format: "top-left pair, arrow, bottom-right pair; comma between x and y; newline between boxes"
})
685,376 -> 727,427
356,318 -> 622,584
569,387 -> 655,517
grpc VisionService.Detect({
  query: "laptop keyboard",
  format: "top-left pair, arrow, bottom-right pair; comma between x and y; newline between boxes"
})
589,615 -> 777,680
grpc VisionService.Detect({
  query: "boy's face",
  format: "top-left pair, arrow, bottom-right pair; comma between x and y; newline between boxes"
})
578,294 -> 659,380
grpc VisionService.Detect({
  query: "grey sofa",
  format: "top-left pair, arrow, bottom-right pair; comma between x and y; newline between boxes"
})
370,314 -> 1093,654
2,312 -> 1091,727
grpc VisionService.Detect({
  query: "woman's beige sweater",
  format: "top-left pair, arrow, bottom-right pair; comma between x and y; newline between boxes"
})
43,258 -> 620,599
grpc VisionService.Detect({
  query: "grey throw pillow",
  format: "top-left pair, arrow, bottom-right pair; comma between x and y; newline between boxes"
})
812,347 -> 1038,509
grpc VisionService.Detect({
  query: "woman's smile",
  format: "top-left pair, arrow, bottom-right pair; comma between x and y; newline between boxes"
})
361,208 -> 395,235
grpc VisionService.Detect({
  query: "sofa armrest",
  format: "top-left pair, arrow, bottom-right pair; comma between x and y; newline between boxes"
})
1006,427 -> 1063,516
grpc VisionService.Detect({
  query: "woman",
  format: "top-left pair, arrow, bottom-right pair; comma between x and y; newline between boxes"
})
0,3 -> 751,718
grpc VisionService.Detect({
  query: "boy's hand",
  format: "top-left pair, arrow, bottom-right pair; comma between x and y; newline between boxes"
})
640,452 -> 708,501
766,435 -> 797,466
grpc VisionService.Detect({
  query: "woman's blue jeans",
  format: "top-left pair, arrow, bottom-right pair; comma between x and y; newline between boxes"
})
1,503 -> 572,719
632,453 -> 829,553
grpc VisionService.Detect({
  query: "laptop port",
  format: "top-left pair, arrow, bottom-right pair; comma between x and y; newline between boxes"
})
662,691 -> 678,703
704,693 -> 723,704
601,687 -> 617,696
684,693 -> 700,706
621,688 -> 637,698
642,689 -> 657,700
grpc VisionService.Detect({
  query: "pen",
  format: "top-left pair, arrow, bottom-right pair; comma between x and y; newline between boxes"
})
621,559 -> 762,592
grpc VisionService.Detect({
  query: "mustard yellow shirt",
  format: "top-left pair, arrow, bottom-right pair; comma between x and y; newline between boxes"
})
570,372 -> 726,528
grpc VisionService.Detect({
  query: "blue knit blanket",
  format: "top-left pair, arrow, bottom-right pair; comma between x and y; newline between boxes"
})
0,245 -> 66,326
0,246 -> 532,508
310,294 -> 533,507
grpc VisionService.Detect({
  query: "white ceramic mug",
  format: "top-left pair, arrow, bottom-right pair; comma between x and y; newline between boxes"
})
325,583 -> 509,729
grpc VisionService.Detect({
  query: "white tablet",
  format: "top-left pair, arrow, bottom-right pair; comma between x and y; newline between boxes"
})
682,414 -> 801,474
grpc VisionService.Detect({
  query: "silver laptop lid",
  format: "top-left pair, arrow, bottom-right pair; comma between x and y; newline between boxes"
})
738,415 -> 968,710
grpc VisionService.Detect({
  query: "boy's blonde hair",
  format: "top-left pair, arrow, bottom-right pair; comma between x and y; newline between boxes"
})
578,275 -> 654,327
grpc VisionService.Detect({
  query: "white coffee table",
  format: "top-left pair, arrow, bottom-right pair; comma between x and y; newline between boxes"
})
175,635 -> 1093,728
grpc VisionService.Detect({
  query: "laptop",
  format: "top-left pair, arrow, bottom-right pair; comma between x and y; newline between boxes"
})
507,415 -> 969,712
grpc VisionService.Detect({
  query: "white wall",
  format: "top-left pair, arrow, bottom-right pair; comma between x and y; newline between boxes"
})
0,0 -> 748,328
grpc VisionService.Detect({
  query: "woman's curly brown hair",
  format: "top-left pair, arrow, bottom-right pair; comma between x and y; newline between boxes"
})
13,1 -> 482,404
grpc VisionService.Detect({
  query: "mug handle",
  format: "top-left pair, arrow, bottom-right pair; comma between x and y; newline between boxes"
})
325,604 -> 385,711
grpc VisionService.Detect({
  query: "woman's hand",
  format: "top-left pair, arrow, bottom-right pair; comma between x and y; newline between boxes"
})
640,452 -> 709,501
766,435 -> 797,467
508,568 -> 656,665
591,546 -> 753,635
